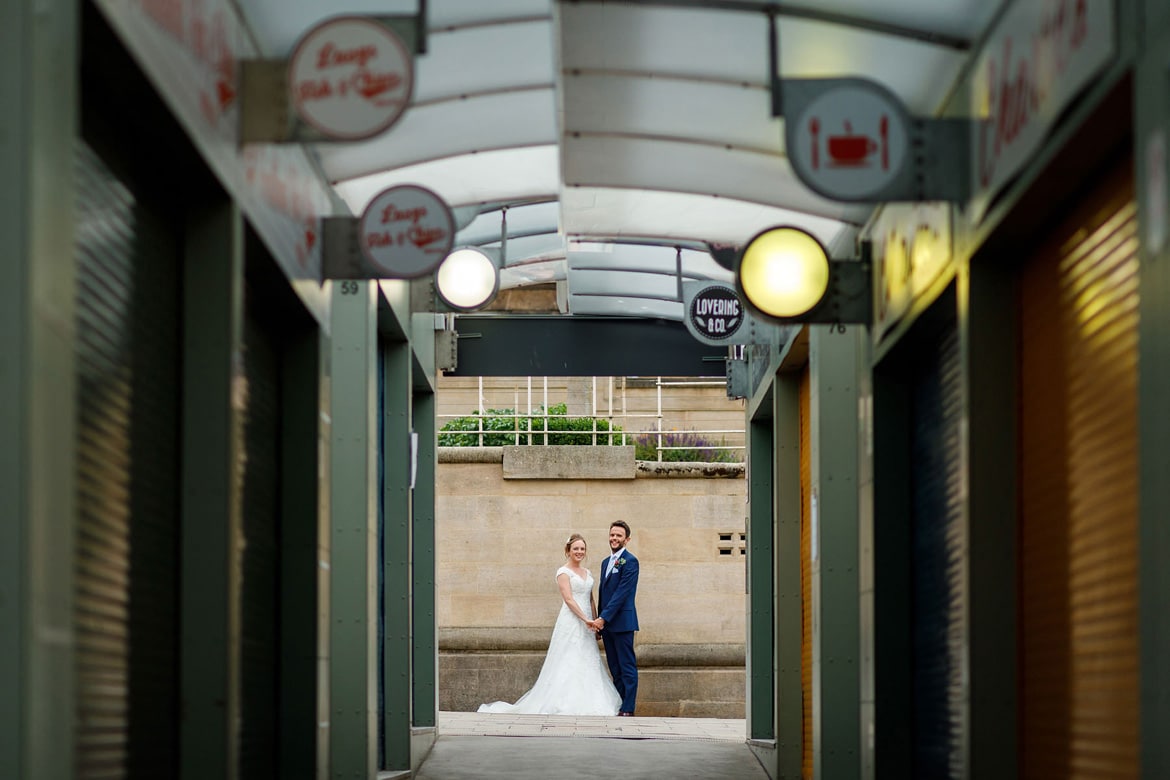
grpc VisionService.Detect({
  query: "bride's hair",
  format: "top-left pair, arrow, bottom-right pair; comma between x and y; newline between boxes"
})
564,533 -> 586,558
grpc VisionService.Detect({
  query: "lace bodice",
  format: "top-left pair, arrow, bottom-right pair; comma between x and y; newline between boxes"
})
556,565 -> 594,611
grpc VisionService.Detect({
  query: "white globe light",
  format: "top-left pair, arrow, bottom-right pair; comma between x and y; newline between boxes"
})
737,227 -> 830,319
435,248 -> 499,311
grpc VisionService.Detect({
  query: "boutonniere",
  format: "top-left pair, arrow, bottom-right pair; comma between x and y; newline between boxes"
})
615,558 -> 627,567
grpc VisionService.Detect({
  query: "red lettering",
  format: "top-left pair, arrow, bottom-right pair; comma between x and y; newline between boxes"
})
366,232 -> 394,248
978,0 -> 1092,189
380,204 -> 427,224
316,42 -> 378,70
296,79 -> 333,102
407,225 -> 445,248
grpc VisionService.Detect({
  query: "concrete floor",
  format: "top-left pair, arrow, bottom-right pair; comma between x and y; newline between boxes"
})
412,712 -> 770,780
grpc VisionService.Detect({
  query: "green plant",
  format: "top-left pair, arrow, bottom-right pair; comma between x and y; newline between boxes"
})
438,403 -> 624,446
633,430 -> 739,463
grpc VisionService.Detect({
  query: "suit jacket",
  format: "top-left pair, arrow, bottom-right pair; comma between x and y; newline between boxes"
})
597,550 -> 639,632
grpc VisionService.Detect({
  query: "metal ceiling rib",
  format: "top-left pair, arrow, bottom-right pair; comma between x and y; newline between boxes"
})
234,0 -> 999,321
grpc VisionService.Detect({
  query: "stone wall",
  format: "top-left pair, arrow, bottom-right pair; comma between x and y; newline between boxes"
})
436,447 -> 748,717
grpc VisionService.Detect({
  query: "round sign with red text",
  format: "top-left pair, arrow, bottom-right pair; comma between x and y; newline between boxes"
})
359,186 -> 454,278
288,16 -> 413,140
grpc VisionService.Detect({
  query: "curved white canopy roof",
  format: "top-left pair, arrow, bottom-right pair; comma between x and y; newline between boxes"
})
236,0 -> 999,320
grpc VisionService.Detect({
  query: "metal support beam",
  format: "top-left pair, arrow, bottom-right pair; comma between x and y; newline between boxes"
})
809,326 -> 861,780
330,281 -> 379,779
181,200 -> 245,780
0,1 -> 78,777
449,316 -> 729,378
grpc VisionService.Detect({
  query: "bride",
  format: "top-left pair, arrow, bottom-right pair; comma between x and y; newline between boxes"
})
478,534 -> 622,716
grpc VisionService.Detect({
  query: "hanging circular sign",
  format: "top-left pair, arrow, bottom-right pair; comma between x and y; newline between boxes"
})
689,284 -> 744,341
288,16 -> 413,141
359,185 -> 455,278
786,79 -> 909,201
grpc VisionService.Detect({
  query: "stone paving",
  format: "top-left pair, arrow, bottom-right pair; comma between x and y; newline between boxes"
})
410,712 -> 769,780
438,710 -> 748,742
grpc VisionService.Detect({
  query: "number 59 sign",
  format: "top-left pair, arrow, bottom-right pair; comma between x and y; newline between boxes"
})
288,16 -> 414,141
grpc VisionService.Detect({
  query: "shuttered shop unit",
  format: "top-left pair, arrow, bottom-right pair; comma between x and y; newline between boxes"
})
1019,164 -> 1139,780
909,316 -> 964,779
238,295 -> 284,779
74,139 -> 181,778
799,366 -> 812,780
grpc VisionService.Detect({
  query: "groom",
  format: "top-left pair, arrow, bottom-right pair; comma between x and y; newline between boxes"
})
594,520 -> 639,716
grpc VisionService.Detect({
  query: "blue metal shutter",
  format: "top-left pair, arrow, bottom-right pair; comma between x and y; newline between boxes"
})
910,319 -> 964,779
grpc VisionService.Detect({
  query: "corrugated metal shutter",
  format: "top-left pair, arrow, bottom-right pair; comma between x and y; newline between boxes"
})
910,318 -> 963,779
238,301 -> 283,780
799,366 -> 813,780
74,140 -> 180,778
1019,165 -> 1139,780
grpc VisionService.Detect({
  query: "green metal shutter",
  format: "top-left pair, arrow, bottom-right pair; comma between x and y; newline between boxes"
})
238,298 -> 283,779
910,318 -> 964,779
74,139 -> 181,778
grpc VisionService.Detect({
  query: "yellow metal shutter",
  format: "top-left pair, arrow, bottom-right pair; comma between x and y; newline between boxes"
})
800,366 -> 813,779
1019,163 -> 1139,780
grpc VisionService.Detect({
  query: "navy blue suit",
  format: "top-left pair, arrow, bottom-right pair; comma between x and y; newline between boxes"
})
597,550 -> 639,714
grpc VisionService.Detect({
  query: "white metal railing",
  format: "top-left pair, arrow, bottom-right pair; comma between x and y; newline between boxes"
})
436,376 -> 746,462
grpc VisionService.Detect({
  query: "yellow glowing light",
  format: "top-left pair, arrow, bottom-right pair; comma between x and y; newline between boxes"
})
738,227 -> 830,319
436,248 -> 498,310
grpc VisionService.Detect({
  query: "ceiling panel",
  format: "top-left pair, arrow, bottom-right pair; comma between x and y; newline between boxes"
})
567,295 -> 685,320
570,270 -> 683,300
561,135 -> 861,223
414,19 -> 554,100
318,89 -> 556,182
236,0 -> 553,56
558,3 -> 968,113
500,259 -> 566,287
567,245 -> 733,281
561,74 -> 777,151
560,187 -> 857,247
334,145 -> 559,215
457,201 -> 559,243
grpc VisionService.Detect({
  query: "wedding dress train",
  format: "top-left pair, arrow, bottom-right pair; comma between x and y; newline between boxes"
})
478,566 -> 621,716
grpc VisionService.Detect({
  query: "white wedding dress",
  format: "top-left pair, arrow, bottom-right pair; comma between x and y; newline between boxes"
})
478,566 -> 622,716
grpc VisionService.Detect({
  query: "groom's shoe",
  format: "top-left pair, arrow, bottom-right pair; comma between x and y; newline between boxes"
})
618,711 -> 633,717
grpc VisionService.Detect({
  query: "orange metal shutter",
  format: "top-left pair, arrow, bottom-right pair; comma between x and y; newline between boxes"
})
800,366 -> 813,779
1018,162 -> 1139,780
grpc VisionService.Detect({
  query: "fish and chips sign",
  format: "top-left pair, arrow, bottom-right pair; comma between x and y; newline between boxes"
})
359,185 -> 454,278
289,16 -> 413,140
683,282 -> 748,345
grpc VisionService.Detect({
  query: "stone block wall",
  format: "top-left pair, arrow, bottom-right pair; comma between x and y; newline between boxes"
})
436,448 -> 747,717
